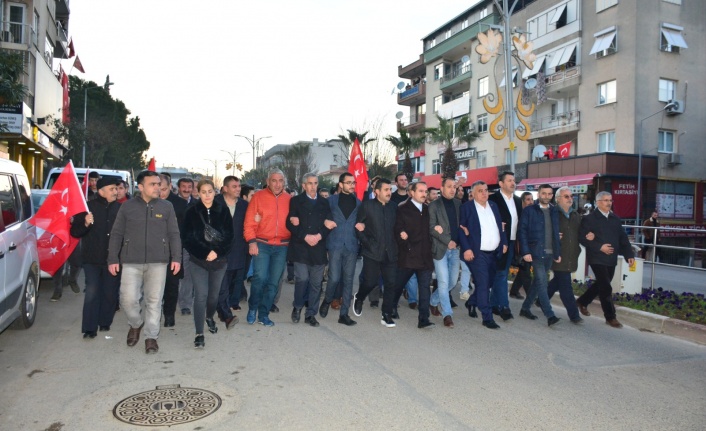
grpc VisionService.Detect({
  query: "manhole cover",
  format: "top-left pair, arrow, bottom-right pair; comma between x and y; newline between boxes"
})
113,384 -> 221,426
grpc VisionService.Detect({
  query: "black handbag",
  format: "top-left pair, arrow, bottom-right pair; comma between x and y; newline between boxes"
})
198,210 -> 224,246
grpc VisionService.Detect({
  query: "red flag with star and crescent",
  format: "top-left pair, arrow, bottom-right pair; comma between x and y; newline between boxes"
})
29,161 -> 88,276
348,138 -> 368,200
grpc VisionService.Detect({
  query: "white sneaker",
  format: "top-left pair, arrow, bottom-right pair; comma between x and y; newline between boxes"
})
547,270 -> 554,282
460,291 -> 470,301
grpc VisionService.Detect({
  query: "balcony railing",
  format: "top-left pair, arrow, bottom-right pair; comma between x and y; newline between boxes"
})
397,113 -> 426,132
531,110 -> 580,132
398,82 -> 426,105
544,65 -> 580,87
0,22 -> 36,47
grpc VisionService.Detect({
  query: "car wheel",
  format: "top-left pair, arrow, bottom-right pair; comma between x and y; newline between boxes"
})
11,269 -> 38,329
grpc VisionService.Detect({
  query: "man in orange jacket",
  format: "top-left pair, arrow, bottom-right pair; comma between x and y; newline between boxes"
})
243,169 -> 291,326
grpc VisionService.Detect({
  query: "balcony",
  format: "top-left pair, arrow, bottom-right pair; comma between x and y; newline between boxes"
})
0,22 -> 35,48
529,110 -> 580,139
440,64 -> 471,93
424,14 -> 500,63
56,0 -> 71,20
543,65 -> 581,93
397,82 -> 426,106
397,113 -> 426,133
398,54 -> 425,79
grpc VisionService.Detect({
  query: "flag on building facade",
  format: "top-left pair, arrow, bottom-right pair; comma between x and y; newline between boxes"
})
558,142 -> 571,158
29,161 -> 88,276
73,56 -> 85,73
348,138 -> 368,201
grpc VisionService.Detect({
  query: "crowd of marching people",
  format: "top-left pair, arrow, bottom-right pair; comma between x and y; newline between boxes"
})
62,167 -> 636,353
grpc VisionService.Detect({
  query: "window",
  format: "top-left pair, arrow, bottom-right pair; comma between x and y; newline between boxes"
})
657,180 -> 694,219
0,175 -> 20,230
434,63 -> 443,81
505,149 -> 517,165
462,19 -> 469,30
476,151 -> 487,168
8,3 -> 26,44
590,27 -> 617,58
434,95 -> 442,112
596,0 -> 618,12
432,159 -> 441,174
479,7 -> 488,19
598,80 -> 616,105
430,38 -> 436,48
477,114 -> 488,133
445,29 -> 451,39
658,79 -> 676,102
478,76 -> 489,97
526,0 -> 578,41
660,23 -> 688,53
597,131 -> 616,152
658,130 -> 675,153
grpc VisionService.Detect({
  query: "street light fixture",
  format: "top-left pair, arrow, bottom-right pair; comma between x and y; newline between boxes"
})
220,149 -> 249,176
234,134 -> 271,171
636,101 -> 676,227
82,77 -> 114,167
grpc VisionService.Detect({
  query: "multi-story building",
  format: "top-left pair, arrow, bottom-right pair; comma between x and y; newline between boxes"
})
259,138 -> 346,185
398,0 -> 705,264
0,0 -> 70,186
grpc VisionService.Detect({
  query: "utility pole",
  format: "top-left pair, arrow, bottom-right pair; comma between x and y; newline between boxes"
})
234,134 -> 271,171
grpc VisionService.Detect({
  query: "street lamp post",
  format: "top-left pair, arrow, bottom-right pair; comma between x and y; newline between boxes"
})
234,134 -> 271,171
82,79 -> 114,167
636,102 -> 676,227
220,149 -> 249,176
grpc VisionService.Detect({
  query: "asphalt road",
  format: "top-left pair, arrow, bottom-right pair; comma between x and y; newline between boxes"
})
1,268 -> 705,431
642,263 -> 706,295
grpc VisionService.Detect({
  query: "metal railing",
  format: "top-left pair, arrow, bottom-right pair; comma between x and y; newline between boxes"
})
627,224 -> 706,290
0,22 -> 35,46
545,65 -> 580,86
531,110 -> 580,132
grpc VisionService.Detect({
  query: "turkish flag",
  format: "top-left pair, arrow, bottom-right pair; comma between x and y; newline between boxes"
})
348,139 -> 368,200
148,157 -> 156,171
73,56 -> 85,73
558,142 -> 571,158
29,161 -> 88,275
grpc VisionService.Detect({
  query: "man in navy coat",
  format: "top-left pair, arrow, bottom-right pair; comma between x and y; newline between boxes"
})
458,181 -> 508,329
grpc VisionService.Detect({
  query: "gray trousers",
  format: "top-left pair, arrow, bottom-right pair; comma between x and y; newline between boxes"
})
178,249 -> 194,310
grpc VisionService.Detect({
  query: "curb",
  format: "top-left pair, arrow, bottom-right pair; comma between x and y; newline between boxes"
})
548,295 -> 706,346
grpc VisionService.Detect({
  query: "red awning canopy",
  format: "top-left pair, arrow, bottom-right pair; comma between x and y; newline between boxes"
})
517,173 -> 599,190
421,167 -> 498,189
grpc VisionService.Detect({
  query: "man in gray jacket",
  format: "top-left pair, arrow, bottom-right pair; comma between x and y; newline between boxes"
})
108,171 -> 182,354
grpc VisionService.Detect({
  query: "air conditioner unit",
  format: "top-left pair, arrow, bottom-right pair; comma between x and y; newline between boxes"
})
666,100 -> 684,115
667,153 -> 682,165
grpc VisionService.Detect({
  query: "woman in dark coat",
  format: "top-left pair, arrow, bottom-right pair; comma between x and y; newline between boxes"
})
181,179 -> 234,348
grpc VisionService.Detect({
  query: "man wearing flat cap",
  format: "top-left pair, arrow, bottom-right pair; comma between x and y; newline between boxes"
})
71,176 -> 123,339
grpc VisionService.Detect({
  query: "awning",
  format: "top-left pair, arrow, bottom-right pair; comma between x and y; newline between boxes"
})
661,28 -> 688,49
421,167 -> 498,189
549,3 -> 567,25
589,31 -> 616,55
517,173 -> 599,190
522,55 -> 546,78
499,68 -> 518,88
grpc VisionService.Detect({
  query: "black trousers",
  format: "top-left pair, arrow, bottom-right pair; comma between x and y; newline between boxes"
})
578,264 -> 616,320
356,256 -> 396,313
510,264 -> 531,295
162,266 -> 180,318
395,268 -> 432,322
82,263 -> 120,332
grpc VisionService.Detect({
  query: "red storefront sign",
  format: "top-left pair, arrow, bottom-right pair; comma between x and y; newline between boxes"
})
611,180 -> 637,219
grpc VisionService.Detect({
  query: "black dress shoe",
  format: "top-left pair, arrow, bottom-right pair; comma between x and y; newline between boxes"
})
467,305 -> 478,318
509,292 -> 524,299
548,316 -> 561,326
206,318 -> 218,334
99,326 -> 110,332
83,331 -> 97,339
391,308 -> 400,319
482,320 -> 500,329
492,306 -> 501,316
520,309 -> 538,320
449,294 -> 458,308
304,316 -> 320,327
164,315 -> 175,328
338,314 -> 357,326
194,334 -> 205,349
500,307 -> 514,321
270,304 -> 280,313
369,301 -> 379,308
291,307 -> 301,323
418,320 -> 435,329
319,301 -> 330,318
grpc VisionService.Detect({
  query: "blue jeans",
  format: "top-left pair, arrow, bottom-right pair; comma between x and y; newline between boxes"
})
431,248 -> 460,317
248,243 -> 287,320
324,248 -> 357,316
490,240 -> 514,310
459,261 -> 472,295
548,271 -> 580,321
521,254 -> 556,318
406,274 -> 418,305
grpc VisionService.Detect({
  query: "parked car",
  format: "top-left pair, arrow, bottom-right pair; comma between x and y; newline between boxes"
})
44,167 -> 134,196
30,189 -> 53,279
0,159 -> 39,332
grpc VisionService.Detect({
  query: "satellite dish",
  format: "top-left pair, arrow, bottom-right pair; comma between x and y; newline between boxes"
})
395,111 -> 404,120
532,145 -> 547,160
397,81 -> 405,90
461,55 -> 470,63
525,78 -> 537,89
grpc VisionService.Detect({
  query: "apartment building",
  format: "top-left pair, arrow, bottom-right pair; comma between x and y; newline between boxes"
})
397,0 -> 705,262
0,0 -> 70,186
259,138 -> 346,186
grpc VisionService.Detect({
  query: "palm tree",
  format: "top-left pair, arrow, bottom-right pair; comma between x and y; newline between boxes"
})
424,114 -> 479,180
337,129 -> 375,165
385,130 -> 424,182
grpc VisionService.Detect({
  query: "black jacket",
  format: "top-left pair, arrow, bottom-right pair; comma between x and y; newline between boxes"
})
70,196 -> 121,265
286,193 -> 332,265
356,198 -> 398,262
167,192 -> 188,229
181,200 -> 234,263
579,210 -> 634,266
394,199 -> 433,270
488,191 -> 522,268
215,194 -> 249,270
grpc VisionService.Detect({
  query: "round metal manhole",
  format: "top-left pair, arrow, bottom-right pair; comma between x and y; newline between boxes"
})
113,384 -> 221,426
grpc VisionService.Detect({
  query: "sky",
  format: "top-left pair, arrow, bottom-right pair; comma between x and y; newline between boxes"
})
66,0 -> 479,174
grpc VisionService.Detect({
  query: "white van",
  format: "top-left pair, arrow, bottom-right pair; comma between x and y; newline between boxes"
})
0,159 -> 40,332
44,167 -> 134,196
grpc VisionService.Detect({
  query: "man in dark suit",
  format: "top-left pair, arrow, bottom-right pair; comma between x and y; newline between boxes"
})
458,181 -> 508,329
286,173 -> 333,327
393,181 -> 435,329
215,176 -> 249,327
429,177 -> 462,328
577,191 -> 635,328
160,173 -> 188,328
487,171 -> 522,321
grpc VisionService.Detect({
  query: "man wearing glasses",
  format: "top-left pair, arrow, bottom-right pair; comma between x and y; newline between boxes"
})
576,191 -> 635,328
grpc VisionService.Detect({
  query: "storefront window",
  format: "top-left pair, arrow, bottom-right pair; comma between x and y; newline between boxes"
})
656,180 -> 694,219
